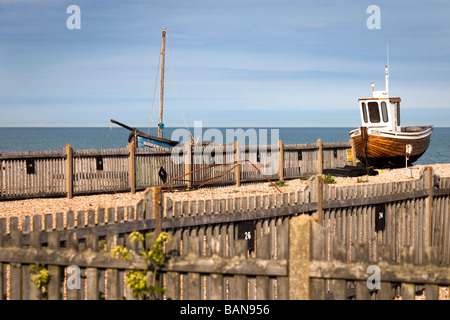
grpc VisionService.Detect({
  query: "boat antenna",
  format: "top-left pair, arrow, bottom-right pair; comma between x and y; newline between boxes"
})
387,43 -> 390,69
385,43 -> 390,96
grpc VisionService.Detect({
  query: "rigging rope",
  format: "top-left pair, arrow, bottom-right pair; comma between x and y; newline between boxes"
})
166,35 -> 194,143
148,53 -> 161,135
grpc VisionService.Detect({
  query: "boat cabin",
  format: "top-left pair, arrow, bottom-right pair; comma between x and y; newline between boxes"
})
357,65 -> 401,132
358,97 -> 401,132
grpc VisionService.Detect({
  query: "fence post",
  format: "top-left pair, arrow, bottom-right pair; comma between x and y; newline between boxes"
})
317,139 -> 323,175
185,142 -> 192,189
9,219 -> 22,300
289,215 -> 313,299
144,186 -> 162,235
128,142 -> 136,194
65,144 -> 73,199
308,175 -> 323,223
279,139 -> 284,181
234,140 -> 240,187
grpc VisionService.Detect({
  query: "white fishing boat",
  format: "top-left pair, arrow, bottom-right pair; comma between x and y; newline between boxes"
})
349,65 -> 433,168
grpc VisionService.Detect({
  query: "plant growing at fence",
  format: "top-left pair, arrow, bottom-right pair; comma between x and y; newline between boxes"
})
270,179 -> 288,187
322,174 -> 336,184
29,264 -> 49,299
111,245 -> 130,260
112,231 -> 172,300
357,177 -> 368,183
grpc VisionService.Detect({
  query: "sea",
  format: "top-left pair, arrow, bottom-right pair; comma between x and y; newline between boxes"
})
0,127 -> 448,166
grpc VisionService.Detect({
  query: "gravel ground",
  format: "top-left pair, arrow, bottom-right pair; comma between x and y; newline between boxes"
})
1,164 -> 449,219
162,163 -> 450,203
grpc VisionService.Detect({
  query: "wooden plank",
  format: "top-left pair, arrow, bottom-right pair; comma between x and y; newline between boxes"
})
330,279 -> 347,300
66,212 -> 75,230
106,234 -> 120,300
66,232 -> 80,300
166,271 -> 180,300
45,213 -> 53,232
47,232 -> 62,300
443,196 -> 450,265
55,212 -> 64,231
310,278 -> 326,300
207,273 -> 224,300
128,143 -> 135,194
186,272 -> 201,300
0,226 -> 7,300
256,234 -> 270,300
234,239 -> 248,300
400,283 -> 416,300
377,282 -> 393,300
355,280 -> 370,300
9,219 -> 22,300
228,223 -> 235,258
278,140 -> 284,181
276,217 -> 289,300
309,259 -> 450,286
84,233 -> 99,300
65,144 -> 73,199
28,231 -> 42,300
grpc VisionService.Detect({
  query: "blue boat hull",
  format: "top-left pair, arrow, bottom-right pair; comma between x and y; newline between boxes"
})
136,135 -> 178,149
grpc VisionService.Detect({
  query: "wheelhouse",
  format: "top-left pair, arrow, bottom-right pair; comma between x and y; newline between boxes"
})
358,97 -> 401,132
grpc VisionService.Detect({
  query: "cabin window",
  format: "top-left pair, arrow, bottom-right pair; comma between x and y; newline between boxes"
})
381,101 -> 388,122
396,102 -> 401,126
361,102 -> 368,123
368,102 -> 380,123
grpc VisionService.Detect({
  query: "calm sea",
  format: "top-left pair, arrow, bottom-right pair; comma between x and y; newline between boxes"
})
0,127 -> 448,165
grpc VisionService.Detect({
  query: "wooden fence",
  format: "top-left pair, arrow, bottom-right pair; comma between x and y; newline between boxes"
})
0,140 -> 352,200
0,166 -> 449,300
291,215 -> 450,300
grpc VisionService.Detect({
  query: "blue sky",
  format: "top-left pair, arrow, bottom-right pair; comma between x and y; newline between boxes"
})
1,0 -> 449,127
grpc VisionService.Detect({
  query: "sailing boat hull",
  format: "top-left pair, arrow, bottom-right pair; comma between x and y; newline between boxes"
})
132,133 -> 179,149
349,125 -> 433,168
111,119 -> 180,149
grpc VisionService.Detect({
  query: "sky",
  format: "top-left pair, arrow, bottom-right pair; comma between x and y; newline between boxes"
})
1,0 -> 450,127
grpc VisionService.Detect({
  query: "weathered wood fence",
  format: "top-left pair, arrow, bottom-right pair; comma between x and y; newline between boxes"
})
0,166 -> 449,300
291,215 -> 450,300
0,140 -> 352,200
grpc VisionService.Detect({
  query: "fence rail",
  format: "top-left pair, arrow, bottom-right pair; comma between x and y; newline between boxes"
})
0,140 -> 353,200
0,166 -> 449,299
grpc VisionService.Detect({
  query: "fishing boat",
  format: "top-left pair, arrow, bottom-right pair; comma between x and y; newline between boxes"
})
111,28 -> 189,149
349,65 -> 433,168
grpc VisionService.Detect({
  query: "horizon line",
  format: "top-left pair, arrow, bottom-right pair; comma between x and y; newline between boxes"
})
1,125 -> 448,129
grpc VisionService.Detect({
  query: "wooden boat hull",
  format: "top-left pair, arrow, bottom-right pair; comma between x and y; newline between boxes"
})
349,126 -> 433,168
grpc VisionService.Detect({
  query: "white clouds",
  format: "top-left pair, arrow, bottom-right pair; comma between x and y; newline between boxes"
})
0,0 -> 449,127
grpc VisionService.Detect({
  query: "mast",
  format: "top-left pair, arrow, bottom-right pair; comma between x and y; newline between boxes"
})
158,28 -> 166,138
